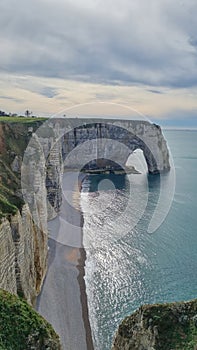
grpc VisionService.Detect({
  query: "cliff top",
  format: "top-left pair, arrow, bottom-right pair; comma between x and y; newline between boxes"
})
0,289 -> 61,349
0,116 -> 47,123
0,117 -> 165,220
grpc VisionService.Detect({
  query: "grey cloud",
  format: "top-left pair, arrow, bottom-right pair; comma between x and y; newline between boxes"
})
11,77 -> 59,98
189,37 -> 197,49
147,90 -> 164,94
0,96 -> 15,100
39,87 -> 58,98
0,0 -> 197,89
95,93 -> 118,100
0,95 -> 24,103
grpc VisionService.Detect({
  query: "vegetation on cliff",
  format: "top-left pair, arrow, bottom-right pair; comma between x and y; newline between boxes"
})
0,118 -> 62,348
0,289 -> 61,349
112,299 -> 197,350
0,119 -> 46,221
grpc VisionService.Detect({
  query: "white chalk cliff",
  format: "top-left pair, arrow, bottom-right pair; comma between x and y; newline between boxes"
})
0,118 -> 170,305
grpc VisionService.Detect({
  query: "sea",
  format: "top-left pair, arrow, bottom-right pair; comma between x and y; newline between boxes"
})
80,130 -> 197,350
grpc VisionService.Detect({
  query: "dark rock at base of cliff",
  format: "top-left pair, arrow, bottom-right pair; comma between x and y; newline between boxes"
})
112,299 -> 197,350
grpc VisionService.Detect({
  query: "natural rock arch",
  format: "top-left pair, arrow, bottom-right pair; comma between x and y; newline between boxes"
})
61,120 -> 170,174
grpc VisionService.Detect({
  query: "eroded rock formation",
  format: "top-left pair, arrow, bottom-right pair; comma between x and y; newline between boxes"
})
0,205 -> 47,305
61,119 -> 170,174
0,121 -> 50,305
112,300 -> 197,350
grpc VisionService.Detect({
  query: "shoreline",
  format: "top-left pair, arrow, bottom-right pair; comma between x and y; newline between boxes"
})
77,173 -> 94,350
36,171 -> 94,350
77,247 -> 94,350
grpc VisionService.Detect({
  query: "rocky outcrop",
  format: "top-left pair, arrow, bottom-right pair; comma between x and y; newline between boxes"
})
0,120 -> 49,305
112,300 -> 197,350
60,119 -> 170,174
0,219 -> 16,295
0,205 -> 47,305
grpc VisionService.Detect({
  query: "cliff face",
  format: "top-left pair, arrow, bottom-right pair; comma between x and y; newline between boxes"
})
112,300 -> 197,350
0,121 -> 49,305
0,205 -> 47,305
0,118 -> 170,305
0,118 -> 62,349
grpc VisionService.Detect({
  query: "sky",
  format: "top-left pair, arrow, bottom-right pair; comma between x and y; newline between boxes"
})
0,0 -> 197,126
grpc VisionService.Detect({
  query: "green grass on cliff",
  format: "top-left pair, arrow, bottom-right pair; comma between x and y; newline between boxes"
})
0,157 -> 24,221
0,120 -> 46,220
141,302 -> 197,349
0,289 -> 61,350
0,184 -> 24,221
0,116 -> 47,123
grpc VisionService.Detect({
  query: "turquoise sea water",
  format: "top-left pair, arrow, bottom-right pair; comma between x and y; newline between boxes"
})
80,130 -> 197,350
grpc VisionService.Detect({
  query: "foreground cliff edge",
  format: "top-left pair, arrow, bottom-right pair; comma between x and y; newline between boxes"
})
0,119 -> 60,349
0,119 -> 49,304
112,299 -> 197,350
0,289 -> 61,349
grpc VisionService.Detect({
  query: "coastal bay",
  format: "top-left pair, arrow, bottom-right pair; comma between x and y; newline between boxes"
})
81,129 -> 197,349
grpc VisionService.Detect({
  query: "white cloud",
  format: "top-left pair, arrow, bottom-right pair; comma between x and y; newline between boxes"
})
0,73 -> 197,121
0,0 -> 197,87
0,0 -> 197,122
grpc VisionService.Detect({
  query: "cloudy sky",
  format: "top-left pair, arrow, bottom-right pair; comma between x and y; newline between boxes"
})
0,0 -> 197,126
